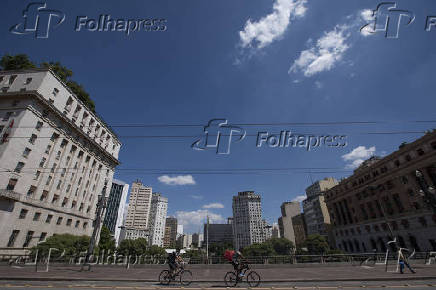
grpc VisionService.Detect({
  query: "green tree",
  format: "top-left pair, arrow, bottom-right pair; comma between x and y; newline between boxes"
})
304,234 -> 329,254
117,238 -> 149,256
41,61 -> 72,83
31,234 -> 90,258
147,245 -> 166,256
97,226 -> 115,254
0,54 -> 36,70
66,80 -> 95,112
267,237 -> 295,255
207,242 -> 233,257
243,242 -> 276,257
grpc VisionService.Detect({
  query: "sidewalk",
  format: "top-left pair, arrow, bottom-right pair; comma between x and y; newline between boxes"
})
1,264 -> 436,282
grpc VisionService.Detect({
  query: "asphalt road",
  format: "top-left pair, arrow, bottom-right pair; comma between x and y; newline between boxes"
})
1,280 -> 436,290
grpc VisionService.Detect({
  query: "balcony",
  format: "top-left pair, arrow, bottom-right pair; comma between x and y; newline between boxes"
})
0,189 -> 21,201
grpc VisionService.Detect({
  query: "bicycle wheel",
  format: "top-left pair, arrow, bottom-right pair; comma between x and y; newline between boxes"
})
158,270 -> 171,285
224,271 -> 238,287
180,270 -> 193,286
246,270 -> 261,287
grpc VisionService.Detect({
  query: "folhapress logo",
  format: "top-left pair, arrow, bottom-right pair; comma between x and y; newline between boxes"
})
192,119 -> 246,155
10,2 -> 65,39
361,2 -> 414,38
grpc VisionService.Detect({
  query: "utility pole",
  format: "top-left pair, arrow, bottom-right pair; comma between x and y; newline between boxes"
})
206,215 -> 209,263
415,170 -> 436,213
83,180 -> 108,270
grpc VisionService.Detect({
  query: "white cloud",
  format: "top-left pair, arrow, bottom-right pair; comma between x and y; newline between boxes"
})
289,9 -> 375,78
292,194 -> 306,202
202,203 -> 224,209
239,0 -> 307,49
342,146 -> 376,169
176,209 -> 225,233
289,25 -> 351,77
158,175 -> 196,186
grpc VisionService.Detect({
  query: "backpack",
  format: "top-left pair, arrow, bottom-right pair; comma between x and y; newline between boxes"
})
224,250 -> 235,262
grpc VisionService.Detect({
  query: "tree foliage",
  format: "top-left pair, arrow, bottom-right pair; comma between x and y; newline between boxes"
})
303,234 -> 329,254
207,242 -> 233,257
268,238 -> 295,255
97,226 -> 115,254
116,238 -> 165,256
0,54 -> 95,112
0,54 -> 36,70
243,242 -> 275,257
31,234 -> 90,258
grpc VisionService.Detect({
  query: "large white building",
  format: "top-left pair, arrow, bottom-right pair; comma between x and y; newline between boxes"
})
148,192 -> 168,247
103,179 -> 129,246
232,191 -> 268,249
0,69 -> 121,253
123,181 -> 152,240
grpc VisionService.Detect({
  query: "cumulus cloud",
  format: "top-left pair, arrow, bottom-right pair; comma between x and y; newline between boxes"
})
292,194 -> 306,202
239,0 -> 307,49
289,9 -> 375,77
342,146 -> 376,169
176,209 -> 225,233
158,175 -> 196,186
202,203 -> 225,209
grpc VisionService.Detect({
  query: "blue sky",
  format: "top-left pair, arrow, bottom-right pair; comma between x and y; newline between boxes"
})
2,0 -> 436,233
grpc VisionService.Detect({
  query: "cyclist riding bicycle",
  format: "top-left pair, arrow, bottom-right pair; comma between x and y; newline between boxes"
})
167,249 -> 183,277
224,248 -> 244,277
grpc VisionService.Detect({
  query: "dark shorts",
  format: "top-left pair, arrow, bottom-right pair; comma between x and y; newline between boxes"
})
169,262 -> 177,270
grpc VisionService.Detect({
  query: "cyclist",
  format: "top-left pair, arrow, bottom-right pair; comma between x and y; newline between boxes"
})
167,249 -> 183,277
232,248 -> 245,277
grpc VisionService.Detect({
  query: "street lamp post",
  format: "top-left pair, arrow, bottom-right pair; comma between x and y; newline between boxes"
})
415,170 -> 436,213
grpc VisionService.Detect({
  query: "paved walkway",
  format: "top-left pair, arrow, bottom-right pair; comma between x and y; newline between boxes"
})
1,264 -> 436,282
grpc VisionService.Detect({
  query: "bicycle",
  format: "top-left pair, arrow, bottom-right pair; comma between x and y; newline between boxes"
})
158,262 -> 192,286
224,262 -> 261,287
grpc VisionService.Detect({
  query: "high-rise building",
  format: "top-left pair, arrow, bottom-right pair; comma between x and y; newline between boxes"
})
124,181 -> 152,240
232,191 -> 266,249
278,201 -> 301,244
177,234 -> 193,249
177,224 -> 184,238
203,222 -> 233,244
325,132 -> 436,252
103,179 -> 129,246
271,223 -> 280,238
148,192 -> 168,247
163,217 -> 177,247
192,233 -> 203,248
0,69 -> 121,253
303,177 -> 338,241
291,213 -> 307,247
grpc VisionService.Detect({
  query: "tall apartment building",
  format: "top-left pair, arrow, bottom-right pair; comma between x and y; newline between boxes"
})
163,217 -> 177,247
291,213 -> 307,246
271,223 -> 280,238
103,179 -> 129,246
278,201 -> 301,245
303,177 -> 338,241
148,192 -> 168,247
177,234 -> 193,249
325,132 -> 436,252
232,191 -> 267,249
124,181 -> 152,240
192,233 -> 203,248
0,69 -> 121,253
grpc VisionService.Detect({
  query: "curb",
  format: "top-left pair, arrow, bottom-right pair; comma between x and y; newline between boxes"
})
1,276 -> 435,283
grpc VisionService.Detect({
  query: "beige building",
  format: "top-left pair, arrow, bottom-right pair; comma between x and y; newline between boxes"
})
291,213 -> 307,247
125,182 -> 152,231
163,217 -> 177,248
0,69 -> 120,253
303,178 -> 338,242
325,131 -> 436,253
278,201 -> 301,245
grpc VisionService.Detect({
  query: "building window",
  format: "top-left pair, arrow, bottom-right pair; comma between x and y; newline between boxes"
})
52,194 -> 59,204
45,145 -> 52,154
35,121 -> 43,131
25,77 -> 32,85
75,220 -> 80,228
6,178 -> 18,190
33,212 -> 41,221
39,157 -> 46,168
7,230 -> 20,247
19,208 -> 28,219
51,163 -> 57,173
61,168 -> 66,177
83,222 -> 88,229
46,214 -> 53,223
23,231 -> 34,247
22,147 -> 31,158
39,232 -> 47,242
27,185 -> 37,197
56,217 -> 63,225
45,175 -> 52,186
52,88 -> 59,96
29,134 -> 37,144
14,162 -> 25,173
40,190 -> 48,201
61,198 -> 68,207
9,75 -> 17,85
71,200 -> 77,209
55,151 -> 61,160
66,219 -> 72,226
